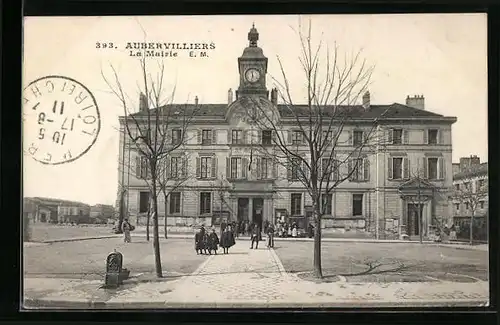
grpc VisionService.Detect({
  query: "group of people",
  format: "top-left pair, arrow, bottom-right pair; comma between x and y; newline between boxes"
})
195,225 -> 236,255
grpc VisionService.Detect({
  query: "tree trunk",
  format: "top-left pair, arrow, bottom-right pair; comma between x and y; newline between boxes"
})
117,190 -> 125,234
313,209 -> 323,278
146,212 -> 150,241
151,192 -> 163,277
419,205 -> 423,244
164,197 -> 168,239
469,213 -> 474,245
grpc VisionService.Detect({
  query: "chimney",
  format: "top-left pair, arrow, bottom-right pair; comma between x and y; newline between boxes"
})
228,88 -> 233,104
362,91 -> 370,109
195,96 -> 199,105
139,92 -> 148,112
271,88 -> 277,105
405,94 -> 425,110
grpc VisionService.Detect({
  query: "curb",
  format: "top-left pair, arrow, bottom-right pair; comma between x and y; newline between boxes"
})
23,297 -> 489,309
27,234 -> 486,251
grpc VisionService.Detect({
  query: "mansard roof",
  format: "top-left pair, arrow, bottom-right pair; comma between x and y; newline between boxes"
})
127,101 -> 453,121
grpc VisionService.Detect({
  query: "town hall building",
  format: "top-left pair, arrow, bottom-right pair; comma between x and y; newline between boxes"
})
117,25 -> 457,239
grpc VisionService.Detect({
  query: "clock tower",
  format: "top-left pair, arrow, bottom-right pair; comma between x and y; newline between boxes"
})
236,24 -> 269,99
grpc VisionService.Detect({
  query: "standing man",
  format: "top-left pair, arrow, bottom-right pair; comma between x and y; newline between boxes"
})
250,224 -> 260,249
267,223 -> 275,248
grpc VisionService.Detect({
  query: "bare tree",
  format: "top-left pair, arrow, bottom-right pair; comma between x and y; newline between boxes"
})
102,48 -> 197,278
453,178 -> 487,245
248,19 -> 388,278
210,176 -> 237,225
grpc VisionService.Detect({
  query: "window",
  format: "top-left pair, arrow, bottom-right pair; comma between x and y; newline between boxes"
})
428,129 -> 438,144
323,131 -> 332,143
139,156 -> 150,179
260,157 -> 271,179
262,130 -> 272,145
139,191 -> 149,213
199,192 -> 211,215
230,157 -> 241,179
291,193 -> 302,216
169,192 -> 181,214
455,184 -> 460,191
171,129 -> 182,145
202,129 -> 212,145
428,158 -> 438,180
292,131 -> 303,145
352,194 -> 363,216
351,158 -> 364,181
232,130 -> 242,144
353,130 -> 364,147
480,201 -> 485,209
170,157 -> 182,178
478,179 -> 485,191
392,157 -> 403,180
392,129 -> 403,144
200,157 -> 211,179
455,203 -> 460,211
465,202 -> 469,210
321,193 -> 332,215
291,158 -> 301,181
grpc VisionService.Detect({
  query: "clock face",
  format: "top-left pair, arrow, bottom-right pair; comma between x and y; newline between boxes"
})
245,68 -> 260,83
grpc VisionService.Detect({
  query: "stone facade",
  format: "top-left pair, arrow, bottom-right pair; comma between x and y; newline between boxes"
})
117,25 -> 457,238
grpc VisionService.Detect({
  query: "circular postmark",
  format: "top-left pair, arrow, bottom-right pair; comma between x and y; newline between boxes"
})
23,75 -> 100,165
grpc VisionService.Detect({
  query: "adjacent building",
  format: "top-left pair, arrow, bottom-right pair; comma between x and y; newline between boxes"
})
452,155 -> 488,241
23,197 -> 91,224
117,25 -> 457,239
90,204 -> 116,224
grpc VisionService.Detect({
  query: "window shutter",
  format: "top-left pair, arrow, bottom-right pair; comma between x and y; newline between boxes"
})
135,156 -> 141,177
242,157 -> 248,179
403,157 -> 409,179
403,129 -> 409,144
363,158 -> 370,181
197,130 -> 202,144
165,157 -> 171,179
287,130 -> 292,144
242,130 -> 248,144
196,157 -> 201,178
256,157 -> 262,179
348,159 -> 353,180
349,130 -> 354,146
438,157 -> 444,180
212,129 -> 217,144
257,131 -> 262,145
423,129 -> 428,144
302,131 -> 307,145
272,130 -> 277,144
388,129 -> 393,144
211,157 -> 217,179
438,130 -> 444,145
287,160 -> 292,181
387,157 -> 393,180
182,156 -> 187,178
226,157 -> 230,179
227,129 -> 231,144
303,161 -> 309,180
272,160 -> 278,179
422,157 -> 428,178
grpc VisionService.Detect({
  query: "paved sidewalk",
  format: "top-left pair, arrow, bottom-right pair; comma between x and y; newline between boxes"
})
24,240 -> 489,309
28,233 -> 488,252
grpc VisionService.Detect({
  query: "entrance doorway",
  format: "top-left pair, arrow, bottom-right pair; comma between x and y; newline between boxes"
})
407,203 -> 423,236
237,198 -> 249,222
253,198 -> 264,231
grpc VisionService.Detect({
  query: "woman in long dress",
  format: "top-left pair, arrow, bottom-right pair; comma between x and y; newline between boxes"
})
220,225 -> 235,254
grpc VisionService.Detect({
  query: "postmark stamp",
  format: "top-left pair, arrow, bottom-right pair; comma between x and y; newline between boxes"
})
23,75 -> 101,165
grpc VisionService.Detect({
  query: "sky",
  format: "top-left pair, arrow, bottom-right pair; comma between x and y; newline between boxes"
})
22,14 -> 488,205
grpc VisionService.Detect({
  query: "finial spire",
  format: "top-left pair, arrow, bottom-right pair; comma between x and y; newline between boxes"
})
248,23 -> 259,47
